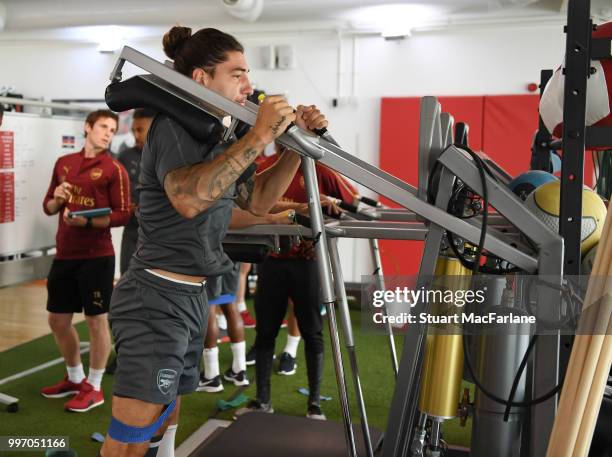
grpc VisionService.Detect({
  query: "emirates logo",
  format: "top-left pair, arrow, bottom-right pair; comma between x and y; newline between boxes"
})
90,168 -> 103,180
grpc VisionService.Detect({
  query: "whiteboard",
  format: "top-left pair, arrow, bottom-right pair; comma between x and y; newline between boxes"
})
0,112 -> 85,256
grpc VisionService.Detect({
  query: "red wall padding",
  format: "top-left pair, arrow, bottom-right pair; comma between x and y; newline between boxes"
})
378,96 -> 484,275
378,94 -> 595,276
377,94 -> 587,277
481,95 -> 540,177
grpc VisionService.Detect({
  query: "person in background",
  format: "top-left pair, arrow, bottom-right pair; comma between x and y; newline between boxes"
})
198,208 -> 296,393
41,109 -> 131,412
233,262 -> 257,328
239,144 -> 357,420
245,169 -> 358,377
117,108 -> 156,274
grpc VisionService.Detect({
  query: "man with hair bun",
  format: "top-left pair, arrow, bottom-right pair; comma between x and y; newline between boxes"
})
100,26 -> 328,457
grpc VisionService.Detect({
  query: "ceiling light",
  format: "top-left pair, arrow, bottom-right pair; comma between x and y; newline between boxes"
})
382,25 -> 413,40
96,26 -> 124,53
345,4 -> 437,39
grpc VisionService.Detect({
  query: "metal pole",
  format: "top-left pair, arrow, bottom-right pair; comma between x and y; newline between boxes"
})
369,238 -> 400,378
427,419 -> 443,457
0,96 -> 96,113
382,167 -> 455,457
410,413 -> 428,457
300,156 -> 358,457
329,237 -> 375,457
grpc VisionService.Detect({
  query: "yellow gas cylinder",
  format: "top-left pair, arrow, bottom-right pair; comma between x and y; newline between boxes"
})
418,255 -> 470,419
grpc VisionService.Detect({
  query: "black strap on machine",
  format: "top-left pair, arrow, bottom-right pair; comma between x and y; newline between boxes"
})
222,233 -> 278,263
337,200 -> 375,221
105,75 -> 225,145
359,196 -> 379,207
294,213 -> 312,228
222,242 -> 271,263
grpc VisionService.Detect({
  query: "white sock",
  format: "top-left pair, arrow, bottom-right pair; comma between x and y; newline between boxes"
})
236,301 -> 247,313
66,364 -> 85,384
203,347 -> 219,379
157,424 -> 177,457
284,335 -> 301,358
231,341 -> 246,373
148,434 -> 163,454
88,367 -> 105,391
216,313 -> 227,330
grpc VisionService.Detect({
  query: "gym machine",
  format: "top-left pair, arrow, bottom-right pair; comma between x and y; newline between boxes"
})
106,44 -> 570,457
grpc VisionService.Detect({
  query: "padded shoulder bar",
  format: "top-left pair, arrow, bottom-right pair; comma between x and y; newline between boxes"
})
105,75 -> 225,144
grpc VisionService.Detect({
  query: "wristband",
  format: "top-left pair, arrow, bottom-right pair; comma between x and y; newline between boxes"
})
85,217 -> 93,229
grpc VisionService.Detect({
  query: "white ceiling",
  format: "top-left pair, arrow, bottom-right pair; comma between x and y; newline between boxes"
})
0,0 -> 610,41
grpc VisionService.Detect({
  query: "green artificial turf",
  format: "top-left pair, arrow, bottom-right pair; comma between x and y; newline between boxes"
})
0,303 -> 472,456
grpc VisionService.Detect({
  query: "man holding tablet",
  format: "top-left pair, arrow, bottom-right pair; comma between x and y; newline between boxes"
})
41,109 -> 131,412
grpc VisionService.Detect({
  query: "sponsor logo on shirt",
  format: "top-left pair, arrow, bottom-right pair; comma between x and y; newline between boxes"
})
157,369 -> 178,395
90,168 -> 103,180
68,185 -> 95,207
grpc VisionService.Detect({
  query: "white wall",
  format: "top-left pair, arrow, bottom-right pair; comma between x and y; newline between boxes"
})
0,21 -> 567,281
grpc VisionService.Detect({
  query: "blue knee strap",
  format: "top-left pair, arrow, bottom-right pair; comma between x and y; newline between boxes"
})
209,294 -> 236,306
108,399 -> 176,443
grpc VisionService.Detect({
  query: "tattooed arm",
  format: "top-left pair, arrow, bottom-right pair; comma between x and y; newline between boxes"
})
164,130 -> 263,219
235,104 -> 329,216
163,96 -> 295,219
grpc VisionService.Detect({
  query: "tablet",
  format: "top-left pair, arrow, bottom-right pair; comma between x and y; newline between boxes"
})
68,207 -> 112,218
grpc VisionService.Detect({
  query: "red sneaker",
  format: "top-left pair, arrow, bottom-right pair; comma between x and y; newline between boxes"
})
217,335 -> 231,344
240,310 -> 256,329
41,376 -> 82,398
64,380 -> 104,412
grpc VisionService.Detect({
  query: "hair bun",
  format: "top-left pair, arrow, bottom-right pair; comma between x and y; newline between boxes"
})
163,26 -> 192,60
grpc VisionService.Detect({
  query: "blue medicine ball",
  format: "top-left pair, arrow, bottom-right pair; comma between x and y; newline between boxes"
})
550,152 -> 562,174
508,170 -> 559,201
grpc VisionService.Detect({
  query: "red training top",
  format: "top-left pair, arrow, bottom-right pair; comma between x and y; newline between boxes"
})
257,154 -> 357,259
43,149 -> 131,259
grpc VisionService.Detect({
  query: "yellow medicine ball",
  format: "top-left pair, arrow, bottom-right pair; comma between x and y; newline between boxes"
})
524,181 -> 607,256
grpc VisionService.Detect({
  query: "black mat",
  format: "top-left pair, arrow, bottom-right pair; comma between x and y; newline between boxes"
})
194,413 -> 383,457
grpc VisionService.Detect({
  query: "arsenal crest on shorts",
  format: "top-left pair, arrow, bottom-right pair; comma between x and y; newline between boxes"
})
157,369 -> 177,395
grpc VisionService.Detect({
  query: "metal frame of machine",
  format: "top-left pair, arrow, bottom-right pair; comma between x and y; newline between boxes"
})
382,97 -> 564,457
107,45 -> 571,457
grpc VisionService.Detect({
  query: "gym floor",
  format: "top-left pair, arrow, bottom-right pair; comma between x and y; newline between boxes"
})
0,280 -> 472,456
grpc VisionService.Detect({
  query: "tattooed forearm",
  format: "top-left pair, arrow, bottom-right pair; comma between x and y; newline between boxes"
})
271,116 -> 286,135
206,147 -> 258,200
164,132 -> 263,218
235,176 -> 256,210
